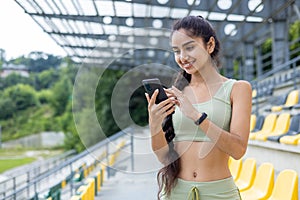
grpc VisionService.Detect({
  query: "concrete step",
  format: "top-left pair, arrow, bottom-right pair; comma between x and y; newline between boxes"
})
95,171 -> 158,200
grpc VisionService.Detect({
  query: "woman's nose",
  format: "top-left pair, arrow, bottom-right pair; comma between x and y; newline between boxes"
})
179,53 -> 189,62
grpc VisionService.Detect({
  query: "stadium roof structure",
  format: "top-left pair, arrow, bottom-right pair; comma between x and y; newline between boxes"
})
15,0 -> 300,79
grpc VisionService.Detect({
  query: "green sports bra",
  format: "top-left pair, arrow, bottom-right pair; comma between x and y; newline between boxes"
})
172,79 -> 236,142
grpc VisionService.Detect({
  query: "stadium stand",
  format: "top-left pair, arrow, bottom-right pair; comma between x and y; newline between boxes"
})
264,93 -> 288,112
255,113 -> 290,141
239,162 -> 275,200
230,157 -> 299,200
268,114 -> 300,142
280,133 -> 300,145
235,158 -> 256,192
250,115 -> 265,133
271,90 -> 299,112
250,114 -> 256,132
267,169 -> 298,200
70,140 -> 126,200
252,89 -> 257,99
249,113 -> 277,140
228,157 -> 242,182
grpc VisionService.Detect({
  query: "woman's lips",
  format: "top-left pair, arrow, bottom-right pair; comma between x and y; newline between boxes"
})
182,62 -> 194,69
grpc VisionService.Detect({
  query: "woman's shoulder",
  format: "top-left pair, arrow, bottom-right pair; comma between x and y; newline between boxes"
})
234,80 -> 252,89
231,79 -> 252,97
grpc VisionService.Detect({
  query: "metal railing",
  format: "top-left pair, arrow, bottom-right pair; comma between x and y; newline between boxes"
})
0,150 -> 76,200
251,56 -> 300,115
251,56 -> 300,86
0,127 -> 134,200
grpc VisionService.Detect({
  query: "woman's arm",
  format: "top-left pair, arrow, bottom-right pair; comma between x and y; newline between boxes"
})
197,81 -> 252,159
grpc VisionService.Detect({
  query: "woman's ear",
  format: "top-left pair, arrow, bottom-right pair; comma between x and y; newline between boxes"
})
207,36 -> 215,54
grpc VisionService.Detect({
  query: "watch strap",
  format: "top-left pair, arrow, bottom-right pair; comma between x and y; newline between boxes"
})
194,112 -> 207,125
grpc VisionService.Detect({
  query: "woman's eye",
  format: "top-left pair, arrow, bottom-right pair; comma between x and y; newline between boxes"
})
186,46 -> 194,51
173,50 -> 180,54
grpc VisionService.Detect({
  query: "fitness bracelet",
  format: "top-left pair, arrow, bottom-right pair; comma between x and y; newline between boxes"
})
194,112 -> 208,125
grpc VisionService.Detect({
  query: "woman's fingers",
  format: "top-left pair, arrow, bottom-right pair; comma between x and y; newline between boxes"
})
150,100 -> 175,119
156,98 -> 175,111
158,101 -> 174,114
148,89 -> 159,107
145,93 -> 150,103
162,104 -> 176,118
164,88 -> 176,98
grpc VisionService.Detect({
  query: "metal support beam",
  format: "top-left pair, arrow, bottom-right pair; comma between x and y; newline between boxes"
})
271,19 -> 289,68
243,43 -> 255,81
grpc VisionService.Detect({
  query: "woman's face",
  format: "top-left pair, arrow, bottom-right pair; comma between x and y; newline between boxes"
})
171,28 -> 212,75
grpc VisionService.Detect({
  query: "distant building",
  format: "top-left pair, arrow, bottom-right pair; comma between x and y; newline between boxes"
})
1,63 -> 29,78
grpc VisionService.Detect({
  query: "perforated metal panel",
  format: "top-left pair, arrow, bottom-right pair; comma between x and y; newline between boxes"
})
14,0 -> 298,78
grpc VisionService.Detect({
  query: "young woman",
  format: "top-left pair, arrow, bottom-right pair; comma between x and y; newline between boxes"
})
145,16 -> 252,199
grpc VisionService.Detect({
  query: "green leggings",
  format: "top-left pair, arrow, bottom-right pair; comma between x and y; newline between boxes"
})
162,177 -> 241,200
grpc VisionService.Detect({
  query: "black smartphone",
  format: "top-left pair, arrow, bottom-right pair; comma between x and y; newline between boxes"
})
142,78 -> 168,104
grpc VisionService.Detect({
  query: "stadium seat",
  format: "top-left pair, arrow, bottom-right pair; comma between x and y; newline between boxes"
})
264,94 -> 287,112
250,115 -> 264,133
280,134 -> 300,145
235,158 -> 256,192
255,113 -> 290,141
267,169 -> 298,200
252,89 -> 257,99
228,157 -> 242,181
249,113 -> 277,140
293,103 -> 300,110
240,163 -> 274,200
268,114 -> 300,143
250,115 -> 256,132
271,90 -> 299,112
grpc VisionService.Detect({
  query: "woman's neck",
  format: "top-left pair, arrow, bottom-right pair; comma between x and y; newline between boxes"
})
190,65 -> 222,86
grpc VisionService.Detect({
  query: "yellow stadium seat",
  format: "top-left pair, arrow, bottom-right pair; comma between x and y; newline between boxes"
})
250,115 -> 256,132
280,134 -> 300,145
235,158 -> 256,192
252,89 -> 257,98
228,157 -> 242,181
271,90 -> 299,112
255,113 -> 290,141
70,196 -> 81,200
240,163 -> 274,200
267,169 -> 298,200
249,113 -> 277,140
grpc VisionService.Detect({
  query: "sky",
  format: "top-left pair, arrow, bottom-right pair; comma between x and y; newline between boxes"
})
0,0 -> 66,60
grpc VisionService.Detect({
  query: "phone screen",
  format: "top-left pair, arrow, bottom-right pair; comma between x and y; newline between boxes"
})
142,78 -> 168,104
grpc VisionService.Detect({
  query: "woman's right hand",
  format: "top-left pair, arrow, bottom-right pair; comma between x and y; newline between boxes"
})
145,89 -> 175,135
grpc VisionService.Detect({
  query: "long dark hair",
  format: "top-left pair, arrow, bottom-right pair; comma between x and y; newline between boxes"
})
156,16 -> 221,199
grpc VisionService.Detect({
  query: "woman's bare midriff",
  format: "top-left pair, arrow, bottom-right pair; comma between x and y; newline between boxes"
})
175,141 -> 232,182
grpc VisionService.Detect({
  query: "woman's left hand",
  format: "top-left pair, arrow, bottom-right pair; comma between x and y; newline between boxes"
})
165,86 -> 200,121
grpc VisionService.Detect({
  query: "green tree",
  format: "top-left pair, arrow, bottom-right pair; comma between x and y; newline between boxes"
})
0,97 -> 16,119
0,73 -> 32,90
3,84 -> 38,111
27,52 -> 62,72
95,69 -> 125,137
35,68 -> 60,90
37,89 -> 52,104
50,76 -> 72,115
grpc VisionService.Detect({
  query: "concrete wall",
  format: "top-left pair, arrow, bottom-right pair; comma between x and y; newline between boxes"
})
245,140 -> 300,176
2,132 -> 65,148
